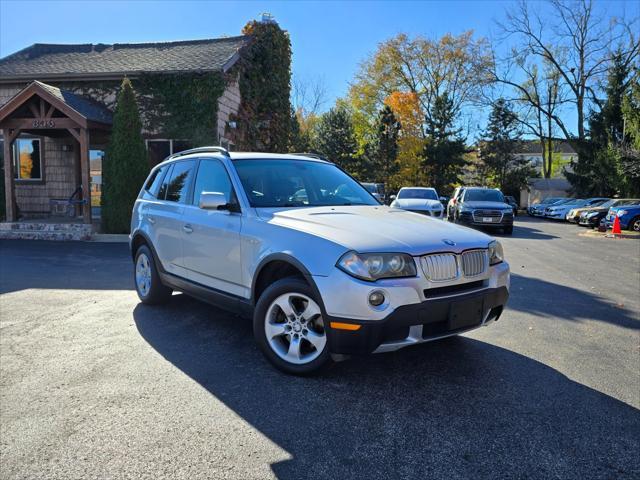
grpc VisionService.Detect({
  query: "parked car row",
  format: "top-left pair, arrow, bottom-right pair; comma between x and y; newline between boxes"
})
528,196 -> 640,231
387,185 -> 515,234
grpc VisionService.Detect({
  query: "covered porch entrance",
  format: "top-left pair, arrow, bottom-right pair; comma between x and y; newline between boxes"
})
0,81 -> 112,229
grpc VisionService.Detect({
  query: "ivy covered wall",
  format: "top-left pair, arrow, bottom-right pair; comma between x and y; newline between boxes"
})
229,19 -> 292,152
137,72 -> 225,147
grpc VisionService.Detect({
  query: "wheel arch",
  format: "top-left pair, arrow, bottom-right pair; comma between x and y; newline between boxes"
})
251,253 -> 323,307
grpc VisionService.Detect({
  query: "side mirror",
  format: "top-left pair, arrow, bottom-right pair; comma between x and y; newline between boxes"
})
390,195 -> 396,201
199,192 -> 229,210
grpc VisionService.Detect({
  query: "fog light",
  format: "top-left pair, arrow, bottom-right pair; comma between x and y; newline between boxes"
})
368,290 -> 385,307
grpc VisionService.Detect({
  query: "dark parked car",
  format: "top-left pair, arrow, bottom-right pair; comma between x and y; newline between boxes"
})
578,199 -> 640,227
504,195 -> 518,216
451,187 -> 514,234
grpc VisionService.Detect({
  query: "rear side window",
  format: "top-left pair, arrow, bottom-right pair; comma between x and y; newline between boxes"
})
145,164 -> 170,198
192,159 -> 235,207
163,160 -> 196,203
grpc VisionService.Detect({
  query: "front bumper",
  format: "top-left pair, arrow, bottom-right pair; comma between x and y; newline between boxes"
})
406,208 -> 444,218
457,212 -> 514,228
326,286 -> 509,354
314,260 -> 510,355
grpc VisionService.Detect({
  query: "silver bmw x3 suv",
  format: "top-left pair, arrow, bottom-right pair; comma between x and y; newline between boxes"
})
130,147 -> 510,374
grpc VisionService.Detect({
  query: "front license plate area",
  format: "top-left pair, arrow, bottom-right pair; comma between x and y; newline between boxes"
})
482,217 -> 493,222
449,297 -> 484,330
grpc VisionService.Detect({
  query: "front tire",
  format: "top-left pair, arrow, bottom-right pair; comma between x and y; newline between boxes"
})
134,245 -> 172,305
254,278 -> 332,375
629,216 -> 640,232
503,226 -> 513,235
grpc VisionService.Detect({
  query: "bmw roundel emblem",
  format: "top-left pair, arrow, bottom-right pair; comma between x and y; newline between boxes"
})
442,239 -> 456,246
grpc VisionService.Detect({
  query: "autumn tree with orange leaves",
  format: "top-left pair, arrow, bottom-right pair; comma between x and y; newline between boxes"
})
347,31 -> 492,193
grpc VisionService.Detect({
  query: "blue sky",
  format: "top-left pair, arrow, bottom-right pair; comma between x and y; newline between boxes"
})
1,0 -> 637,120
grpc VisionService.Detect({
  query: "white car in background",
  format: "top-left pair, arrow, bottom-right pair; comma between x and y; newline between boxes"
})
545,198 -> 608,220
544,199 -> 587,219
390,187 -> 444,218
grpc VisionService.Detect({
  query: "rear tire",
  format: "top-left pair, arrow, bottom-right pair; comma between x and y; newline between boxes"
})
134,245 -> 172,305
254,277 -> 332,375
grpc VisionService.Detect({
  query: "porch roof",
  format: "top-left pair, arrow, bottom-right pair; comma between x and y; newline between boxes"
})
0,80 -> 112,128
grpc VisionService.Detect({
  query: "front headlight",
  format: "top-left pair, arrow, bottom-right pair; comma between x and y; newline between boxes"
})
618,210 -> 628,216
337,251 -> 417,281
488,240 -> 504,265
586,211 -> 598,217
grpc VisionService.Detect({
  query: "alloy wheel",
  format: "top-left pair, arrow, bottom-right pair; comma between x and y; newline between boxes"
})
264,293 -> 326,365
135,252 -> 152,297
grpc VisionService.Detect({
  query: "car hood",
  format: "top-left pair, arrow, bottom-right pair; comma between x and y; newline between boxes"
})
393,198 -> 442,209
256,206 -> 493,255
462,201 -> 510,210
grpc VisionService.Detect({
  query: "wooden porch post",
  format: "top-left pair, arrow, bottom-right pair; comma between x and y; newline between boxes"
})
2,128 -> 19,222
79,128 -> 91,224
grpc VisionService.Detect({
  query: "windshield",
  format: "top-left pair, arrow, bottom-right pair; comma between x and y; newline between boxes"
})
233,159 -> 379,208
542,197 -> 564,204
398,188 -> 438,200
362,183 -> 379,194
613,199 -> 640,207
464,189 -> 504,202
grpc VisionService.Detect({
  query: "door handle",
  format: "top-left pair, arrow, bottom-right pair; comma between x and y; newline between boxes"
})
183,224 -> 193,234
147,215 -> 156,225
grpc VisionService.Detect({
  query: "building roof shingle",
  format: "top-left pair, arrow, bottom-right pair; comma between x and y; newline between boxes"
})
34,81 -> 113,124
516,140 -> 576,155
0,36 -> 249,81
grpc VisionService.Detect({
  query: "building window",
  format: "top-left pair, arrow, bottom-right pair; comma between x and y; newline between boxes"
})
146,139 -> 193,166
13,138 -> 42,180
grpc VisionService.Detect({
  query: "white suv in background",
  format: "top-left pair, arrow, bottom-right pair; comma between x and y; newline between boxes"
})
390,187 -> 444,218
130,148 -> 510,375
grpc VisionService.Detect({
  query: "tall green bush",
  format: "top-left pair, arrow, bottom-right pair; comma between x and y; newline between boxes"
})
102,78 -> 149,233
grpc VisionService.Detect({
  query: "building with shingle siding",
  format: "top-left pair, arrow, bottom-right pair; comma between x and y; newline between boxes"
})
0,34 -> 250,223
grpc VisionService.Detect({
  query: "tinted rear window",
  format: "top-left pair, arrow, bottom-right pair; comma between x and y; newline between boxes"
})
145,164 -> 170,198
163,160 -> 196,203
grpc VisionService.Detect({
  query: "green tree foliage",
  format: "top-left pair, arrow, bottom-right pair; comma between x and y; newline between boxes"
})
421,94 -> 468,194
566,54 -> 634,196
479,99 -> 537,197
234,19 -> 292,152
362,106 -> 401,187
102,78 -> 149,233
288,107 -> 312,152
313,106 -> 358,172
621,69 -> 640,195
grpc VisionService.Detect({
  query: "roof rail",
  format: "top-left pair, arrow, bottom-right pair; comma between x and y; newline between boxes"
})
166,146 -> 229,161
290,152 -> 328,161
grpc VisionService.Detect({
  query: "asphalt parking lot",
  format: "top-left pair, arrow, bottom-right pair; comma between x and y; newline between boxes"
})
1,216 -> 639,480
